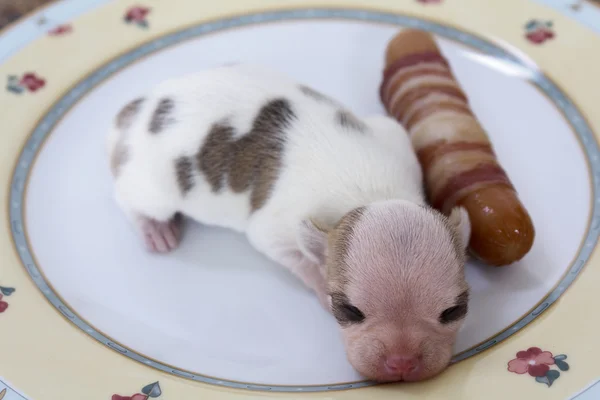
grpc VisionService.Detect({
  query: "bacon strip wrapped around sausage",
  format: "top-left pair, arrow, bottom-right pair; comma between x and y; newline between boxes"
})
379,29 -> 534,266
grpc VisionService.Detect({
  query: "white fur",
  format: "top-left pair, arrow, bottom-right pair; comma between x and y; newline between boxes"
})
111,63 -> 425,271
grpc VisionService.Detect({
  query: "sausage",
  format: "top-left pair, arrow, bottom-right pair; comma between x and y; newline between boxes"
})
378,29 -> 535,266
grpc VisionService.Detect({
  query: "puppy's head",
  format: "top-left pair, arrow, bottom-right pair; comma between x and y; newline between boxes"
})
298,199 -> 470,382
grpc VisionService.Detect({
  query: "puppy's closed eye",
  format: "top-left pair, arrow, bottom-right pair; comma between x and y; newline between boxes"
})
331,292 -> 365,325
439,304 -> 467,324
439,290 -> 469,324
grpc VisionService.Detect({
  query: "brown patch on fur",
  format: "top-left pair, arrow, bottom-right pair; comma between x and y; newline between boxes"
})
197,123 -> 234,192
116,97 -> 145,130
149,98 -> 175,134
327,206 -> 366,287
298,85 -> 335,104
197,98 -> 296,211
111,97 -> 145,177
174,156 -> 195,195
336,110 -> 367,133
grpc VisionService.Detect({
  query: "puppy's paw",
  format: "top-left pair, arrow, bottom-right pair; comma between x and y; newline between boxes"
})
139,214 -> 182,253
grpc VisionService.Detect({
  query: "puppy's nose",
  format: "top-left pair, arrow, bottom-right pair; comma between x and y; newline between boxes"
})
384,355 -> 420,376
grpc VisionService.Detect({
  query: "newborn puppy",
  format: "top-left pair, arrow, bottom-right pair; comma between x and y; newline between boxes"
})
107,64 -> 471,382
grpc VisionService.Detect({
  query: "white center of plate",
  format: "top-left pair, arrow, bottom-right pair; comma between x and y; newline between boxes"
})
25,20 -> 590,386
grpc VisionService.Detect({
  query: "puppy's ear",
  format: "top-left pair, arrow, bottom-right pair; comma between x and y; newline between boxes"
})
448,207 -> 471,250
297,219 -> 329,265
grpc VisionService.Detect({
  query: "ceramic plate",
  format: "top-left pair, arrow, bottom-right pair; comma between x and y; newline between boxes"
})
1,0 -> 600,399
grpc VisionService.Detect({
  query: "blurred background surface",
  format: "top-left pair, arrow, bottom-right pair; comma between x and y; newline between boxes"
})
0,0 -> 52,30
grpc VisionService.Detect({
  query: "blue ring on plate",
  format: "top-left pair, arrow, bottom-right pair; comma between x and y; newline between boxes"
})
8,8 -> 600,392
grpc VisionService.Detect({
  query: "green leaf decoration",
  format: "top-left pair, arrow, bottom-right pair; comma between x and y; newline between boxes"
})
141,382 -> 161,398
7,85 -> 23,94
0,287 -> 15,296
535,370 -> 560,387
555,359 -> 570,371
525,20 -> 538,30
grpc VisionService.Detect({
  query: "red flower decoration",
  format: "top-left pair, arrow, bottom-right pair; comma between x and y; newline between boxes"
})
0,294 -> 8,313
524,20 -> 555,44
417,0 -> 443,3
125,6 -> 150,23
19,73 -> 45,92
48,24 -> 73,36
508,347 -> 555,377
112,394 -> 147,400
526,29 -> 554,44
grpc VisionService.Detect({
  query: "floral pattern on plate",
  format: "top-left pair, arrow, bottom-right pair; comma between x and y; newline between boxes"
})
124,6 -> 151,29
524,20 -> 555,44
6,73 -> 46,94
0,286 -> 16,313
508,347 -> 570,387
48,24 -> 73,36
112,382 -> 162,400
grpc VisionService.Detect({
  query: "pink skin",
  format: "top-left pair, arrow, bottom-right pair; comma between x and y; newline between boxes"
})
297,200 -> 471,382
137,214 -> 183,253
261,240 -> 331,309
291,258 -> 330,309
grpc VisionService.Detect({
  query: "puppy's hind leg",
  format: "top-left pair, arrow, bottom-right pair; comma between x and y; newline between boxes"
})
108,97 -> 184,253
137,212 -> 183,253
114,182 -> 184,254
